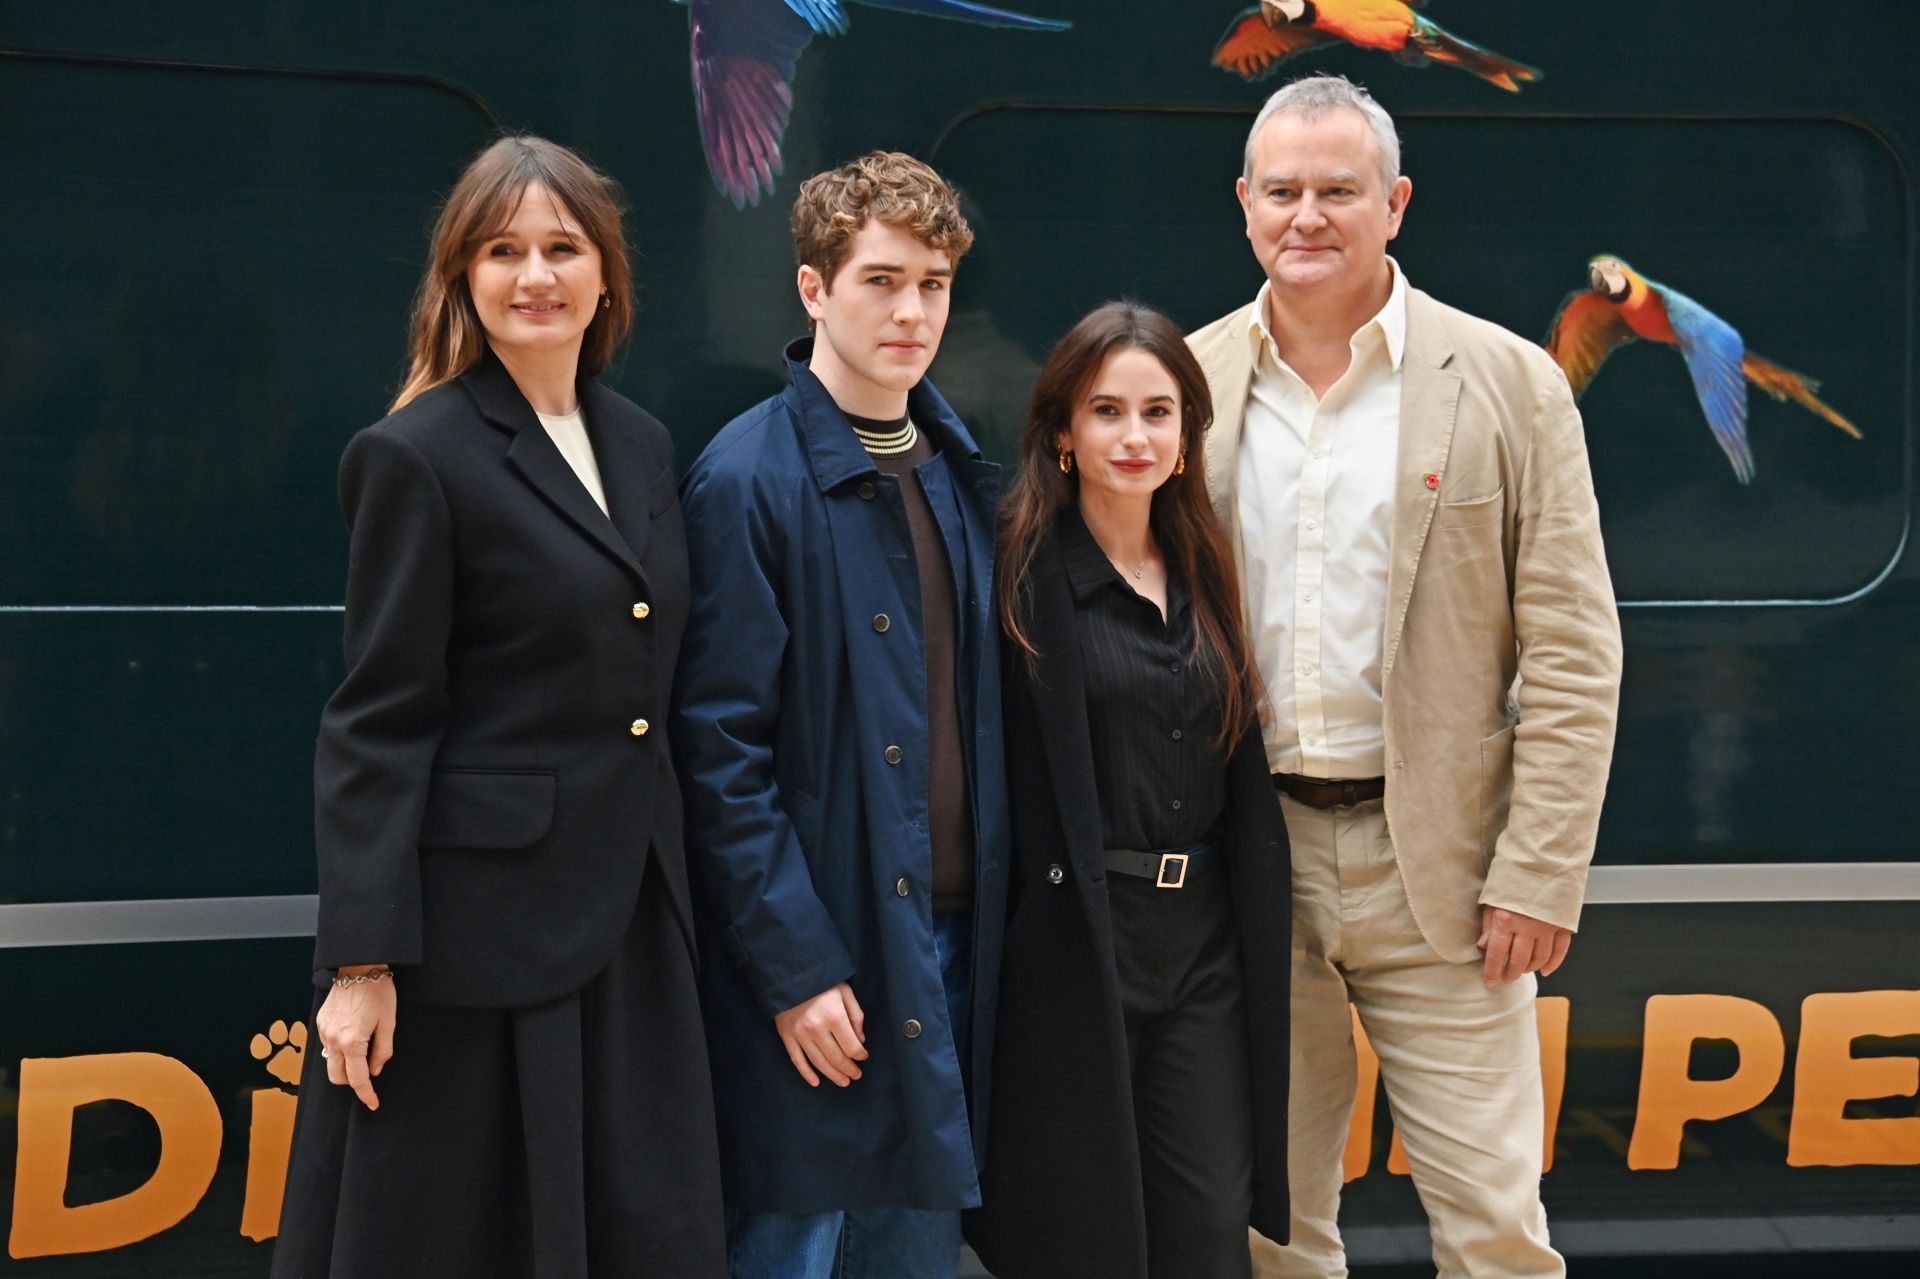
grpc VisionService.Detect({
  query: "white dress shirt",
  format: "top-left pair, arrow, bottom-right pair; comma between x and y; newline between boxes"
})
1237,260 -> 1407,779
536,406 -> 610,517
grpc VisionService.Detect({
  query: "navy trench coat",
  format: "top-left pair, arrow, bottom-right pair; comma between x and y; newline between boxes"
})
672,343 -> 1009,1212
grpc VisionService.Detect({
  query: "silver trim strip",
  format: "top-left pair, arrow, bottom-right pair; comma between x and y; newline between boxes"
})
0,894 -> 318,948
1344,1212 -> 1920,1260
1585,861 -> 1920,903
1,863 -> 1917,949
0,605 -> 342,613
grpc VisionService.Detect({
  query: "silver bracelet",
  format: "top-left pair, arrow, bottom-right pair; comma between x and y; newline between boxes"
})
331,968 -> 394,989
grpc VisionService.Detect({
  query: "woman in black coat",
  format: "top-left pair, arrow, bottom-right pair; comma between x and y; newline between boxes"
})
966,302 -> 1291,1278
271,136 -> 724,1277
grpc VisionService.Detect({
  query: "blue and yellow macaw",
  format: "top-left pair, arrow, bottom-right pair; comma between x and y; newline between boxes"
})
1213,0 -> 1542,92
1545,255 -> 1861,484
680,0 -> 1070,209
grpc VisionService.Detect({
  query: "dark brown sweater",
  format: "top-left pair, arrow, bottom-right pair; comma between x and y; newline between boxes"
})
849,413 -> 975,913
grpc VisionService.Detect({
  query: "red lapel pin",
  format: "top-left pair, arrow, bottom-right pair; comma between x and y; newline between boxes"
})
1423,471 -> 1441,491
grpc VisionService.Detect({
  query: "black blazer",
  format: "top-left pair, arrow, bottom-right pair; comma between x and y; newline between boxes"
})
311,354 -> 691,1008
965,530 -> 1291,1278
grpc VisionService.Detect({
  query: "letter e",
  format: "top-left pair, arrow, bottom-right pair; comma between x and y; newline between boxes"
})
1788,990 -> 1920,1167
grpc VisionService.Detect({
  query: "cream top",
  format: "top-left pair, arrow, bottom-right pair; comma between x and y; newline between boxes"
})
535,406 -> 609,517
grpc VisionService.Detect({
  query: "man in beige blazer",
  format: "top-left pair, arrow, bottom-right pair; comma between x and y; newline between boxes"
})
1190,75 -> 1622,1277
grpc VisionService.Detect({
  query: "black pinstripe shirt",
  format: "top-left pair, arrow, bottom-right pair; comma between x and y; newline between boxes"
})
1060,510 -> 1228,853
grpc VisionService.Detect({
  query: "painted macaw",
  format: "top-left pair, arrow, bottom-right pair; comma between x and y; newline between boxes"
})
1213,0 -> 1542,92
1545,256 -> 1861,484
681,0 -> 1070,209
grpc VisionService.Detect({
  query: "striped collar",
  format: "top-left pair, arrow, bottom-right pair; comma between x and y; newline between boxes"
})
851,417 -> 918,456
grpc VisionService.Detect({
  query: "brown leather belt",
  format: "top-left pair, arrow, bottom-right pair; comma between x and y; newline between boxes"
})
1273,774 -> 1386,809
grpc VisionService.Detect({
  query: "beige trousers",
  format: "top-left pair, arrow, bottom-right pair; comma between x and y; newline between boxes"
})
1251,797 -> 1562,1279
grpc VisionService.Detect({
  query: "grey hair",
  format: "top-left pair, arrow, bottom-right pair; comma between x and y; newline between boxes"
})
1241,74 -> 1401,190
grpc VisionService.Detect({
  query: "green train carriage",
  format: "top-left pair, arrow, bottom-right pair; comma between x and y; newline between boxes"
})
1,0 -> 1915,1270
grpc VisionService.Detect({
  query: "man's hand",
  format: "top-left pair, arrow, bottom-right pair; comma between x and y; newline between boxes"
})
315,965 -> 397,1110
1477,906 -> 1572,987
774,982 -> 868,1087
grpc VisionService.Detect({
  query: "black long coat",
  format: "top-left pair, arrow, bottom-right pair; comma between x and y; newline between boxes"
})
311,353 -> 693,1008
964,532 -> 1291,1278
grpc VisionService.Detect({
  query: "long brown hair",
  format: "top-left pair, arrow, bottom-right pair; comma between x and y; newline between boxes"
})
392,135 -> 634,410
997,301 -> 1262,749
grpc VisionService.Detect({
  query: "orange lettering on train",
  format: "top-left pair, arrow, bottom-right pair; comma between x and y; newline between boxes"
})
239,1019 -> 308,1242
1627,995 -> 1785,1170
8,1053 -> 222,1259
1343,1006 -> 1382,1183
1787,990 -> 1920,1167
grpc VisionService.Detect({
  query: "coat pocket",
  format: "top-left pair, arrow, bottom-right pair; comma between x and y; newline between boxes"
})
1433,487 -> 1506,530
418,767 -> 557,851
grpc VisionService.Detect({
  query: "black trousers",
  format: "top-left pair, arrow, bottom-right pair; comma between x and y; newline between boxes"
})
272,859 -> 726,1279
1108,864 -> 1256,1279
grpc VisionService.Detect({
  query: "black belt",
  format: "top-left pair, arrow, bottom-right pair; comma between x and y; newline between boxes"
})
1273,774 -> 1386,809
1103,839 -> 1221,889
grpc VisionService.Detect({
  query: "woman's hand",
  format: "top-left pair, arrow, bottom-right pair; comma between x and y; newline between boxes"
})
315,965 -> 397,1110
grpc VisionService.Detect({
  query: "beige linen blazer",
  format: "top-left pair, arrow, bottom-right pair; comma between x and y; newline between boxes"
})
1190,287 -> 1623,961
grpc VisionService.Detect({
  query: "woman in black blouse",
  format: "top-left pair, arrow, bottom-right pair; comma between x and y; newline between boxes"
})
966,302 -> 1291,1278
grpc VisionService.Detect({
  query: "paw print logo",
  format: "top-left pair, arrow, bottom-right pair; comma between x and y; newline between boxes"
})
250,1019 -> 307,1088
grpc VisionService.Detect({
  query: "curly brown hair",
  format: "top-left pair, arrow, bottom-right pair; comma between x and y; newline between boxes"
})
791,151 -> 974,287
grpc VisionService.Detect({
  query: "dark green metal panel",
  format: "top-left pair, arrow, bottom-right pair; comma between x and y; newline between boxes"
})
1,0 -> 1915,1270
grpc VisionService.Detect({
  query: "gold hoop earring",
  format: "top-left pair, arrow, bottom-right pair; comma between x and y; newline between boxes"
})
1057,449 -> 1073,475
1174,449 -> 1187,476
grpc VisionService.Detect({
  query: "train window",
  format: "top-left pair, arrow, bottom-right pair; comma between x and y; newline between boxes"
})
933,107 -> 1907,605
0,58 -> 496,605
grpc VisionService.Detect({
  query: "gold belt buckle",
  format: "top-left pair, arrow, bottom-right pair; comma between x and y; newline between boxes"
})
1155,852 -> 1189,889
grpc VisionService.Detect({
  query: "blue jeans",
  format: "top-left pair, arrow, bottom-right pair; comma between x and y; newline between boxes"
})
724,1206 -> 962,1279
726,911 -> 974,1279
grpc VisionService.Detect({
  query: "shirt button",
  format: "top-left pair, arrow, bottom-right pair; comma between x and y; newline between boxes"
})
632,602 -> 650,620
1046,864 -> 1065,885
857,481 -> 877,500
1300,664 -> 1315,676
630,719 -> 649,736
1303,592 -> 1314,602
873,613 -> 891,633
1171,799 -> 1183,810
884,745 -> 904,764
895,877 -> 910,897
1171,729 -> 1183,741
1169,660 -> 1182,674
903,1018 -> 923,1039
1305,519 -> 1318,530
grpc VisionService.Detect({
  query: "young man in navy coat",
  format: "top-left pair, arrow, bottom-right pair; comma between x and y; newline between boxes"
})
672,152 -> 1009,1278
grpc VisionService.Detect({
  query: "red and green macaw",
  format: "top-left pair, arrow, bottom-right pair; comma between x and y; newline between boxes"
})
1545,256 -> 1861,484
681,0 -> 1071,209
1213,0 -> 1542,92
